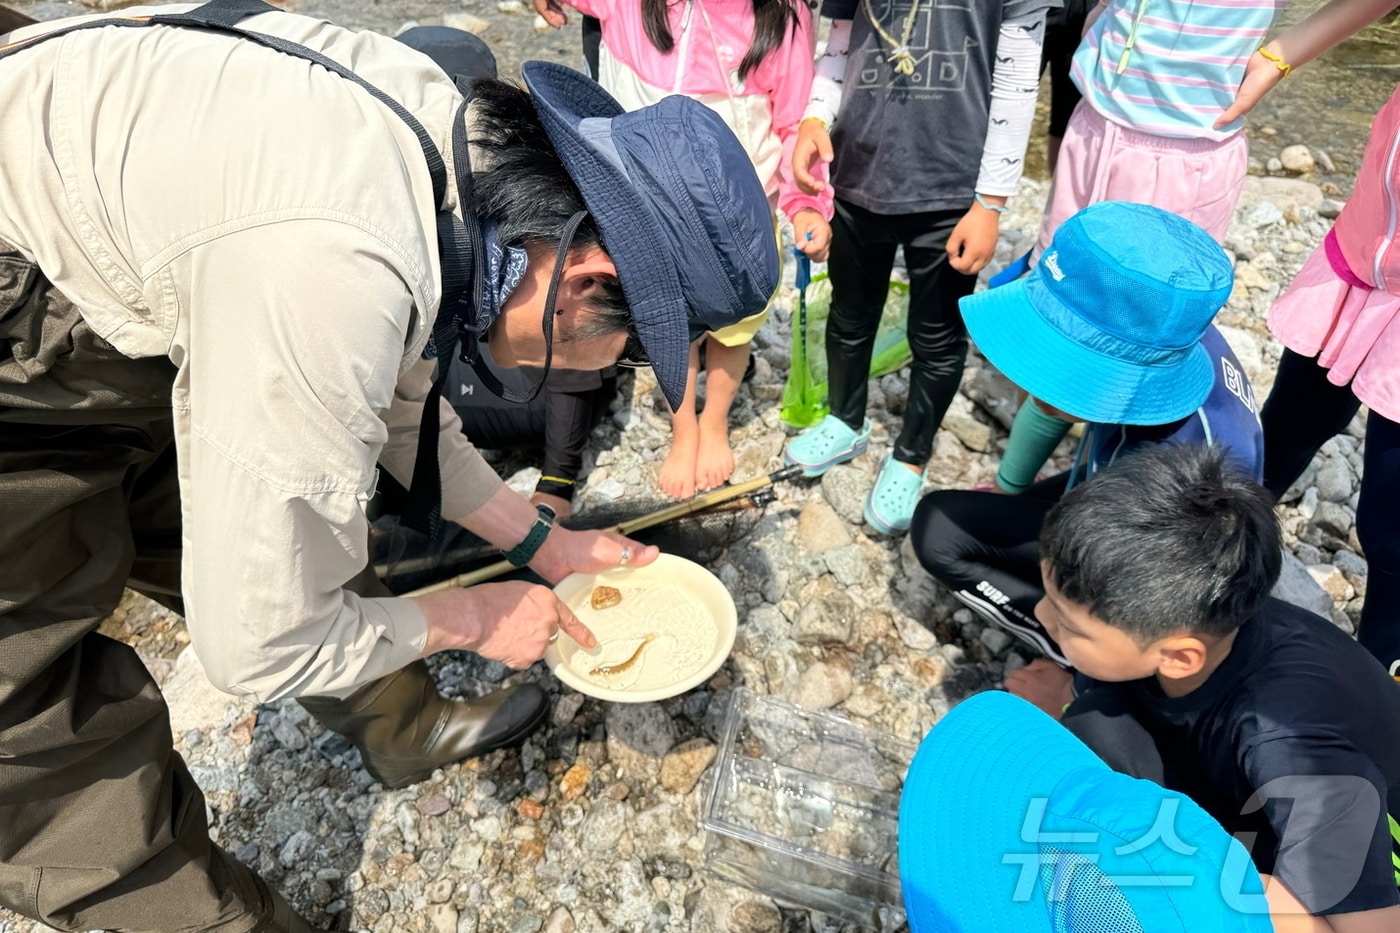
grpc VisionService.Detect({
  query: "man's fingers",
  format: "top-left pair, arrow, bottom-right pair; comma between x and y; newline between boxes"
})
556,599 -> 596,648
606,532 -> 659,567
817,134 -> 834,164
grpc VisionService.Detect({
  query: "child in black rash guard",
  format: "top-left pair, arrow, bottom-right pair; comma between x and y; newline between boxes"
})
1020,444 -> 1400,932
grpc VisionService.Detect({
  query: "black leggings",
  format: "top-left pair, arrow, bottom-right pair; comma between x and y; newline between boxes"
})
1261,349 -> 1400,671
826,199 -> 975,466
909,475 -> 1071,657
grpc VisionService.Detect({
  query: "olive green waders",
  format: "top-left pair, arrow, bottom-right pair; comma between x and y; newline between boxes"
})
0,244 -> 321,932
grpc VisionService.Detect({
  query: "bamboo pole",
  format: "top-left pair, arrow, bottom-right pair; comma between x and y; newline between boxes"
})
404,465 -> 802,596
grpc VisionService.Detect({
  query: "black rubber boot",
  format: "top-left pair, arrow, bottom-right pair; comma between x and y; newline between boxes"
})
299,661 -> 549,789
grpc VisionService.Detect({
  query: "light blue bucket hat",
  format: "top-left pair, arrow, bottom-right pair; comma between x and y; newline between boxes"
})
960,202 -> 1234,426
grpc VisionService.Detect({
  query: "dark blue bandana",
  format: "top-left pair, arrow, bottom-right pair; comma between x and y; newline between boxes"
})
423,220 -> 528,360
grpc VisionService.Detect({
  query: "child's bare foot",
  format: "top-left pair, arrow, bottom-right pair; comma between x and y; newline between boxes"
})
1004,658 -> 1074,720
695,418 -> 735,491
658,433 -> 699,499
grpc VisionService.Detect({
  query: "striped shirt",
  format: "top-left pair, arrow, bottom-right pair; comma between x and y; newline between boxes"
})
1072,0 -> 1287,140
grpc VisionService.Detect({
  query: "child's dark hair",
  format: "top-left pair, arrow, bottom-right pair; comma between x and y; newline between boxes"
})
642,0 -> 803,82
1040,445 -> 1282,642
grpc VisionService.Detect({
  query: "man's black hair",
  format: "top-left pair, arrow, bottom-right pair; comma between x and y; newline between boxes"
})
469,79 -> 629,334
1040,445 -> 1282,642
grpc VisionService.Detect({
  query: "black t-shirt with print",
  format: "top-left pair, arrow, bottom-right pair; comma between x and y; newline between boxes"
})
821,0 -> 1059,214
1094,598 -> 1400,915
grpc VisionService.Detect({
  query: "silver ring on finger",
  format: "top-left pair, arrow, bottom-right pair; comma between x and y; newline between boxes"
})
548,628 -> 559,643
620,545 -> 631,567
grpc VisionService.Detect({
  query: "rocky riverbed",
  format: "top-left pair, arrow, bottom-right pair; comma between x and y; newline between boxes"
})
1,3 -> 1384,933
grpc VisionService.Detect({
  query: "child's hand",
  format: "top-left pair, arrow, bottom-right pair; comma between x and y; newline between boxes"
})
792,210 -> 832,263
1005,659 -> 1074,720
792,118 -> 833,195
532,0 -> 569,27
947,201 -> 1001,275
1215,48 -> 1287,128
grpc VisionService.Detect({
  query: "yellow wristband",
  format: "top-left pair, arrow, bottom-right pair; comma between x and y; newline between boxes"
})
1257,46 -> 1291,78
800,115 -> 828,131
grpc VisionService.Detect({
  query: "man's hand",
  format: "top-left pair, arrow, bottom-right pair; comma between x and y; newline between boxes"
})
792,118 -> 834,195
1214,49 -> 1287,128
530,526 -> 658,585
792,209 -> 832,263
415,581 -> 597,665
532,0 -> 569,28
947,199 -> 1002,275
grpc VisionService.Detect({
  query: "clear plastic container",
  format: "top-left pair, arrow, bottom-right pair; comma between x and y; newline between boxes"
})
701,689 -> 917,926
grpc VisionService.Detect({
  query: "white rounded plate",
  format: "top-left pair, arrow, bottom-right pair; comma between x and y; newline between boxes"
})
546,553 -> 737,703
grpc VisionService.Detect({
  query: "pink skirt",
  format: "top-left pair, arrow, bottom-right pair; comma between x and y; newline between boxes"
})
1269,241 -> 1400,423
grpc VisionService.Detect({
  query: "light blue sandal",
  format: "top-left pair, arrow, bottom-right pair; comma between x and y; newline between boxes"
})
783,415 -> 872,478
863,456 -> 926,535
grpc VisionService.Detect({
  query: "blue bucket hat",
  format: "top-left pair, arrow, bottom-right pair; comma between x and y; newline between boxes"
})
960,202 -> 1234,425
521,61 -> 779,410
899,692 -> 1272,933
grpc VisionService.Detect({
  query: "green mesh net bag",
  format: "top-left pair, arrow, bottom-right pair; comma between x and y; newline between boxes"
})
780,254 -> 912,429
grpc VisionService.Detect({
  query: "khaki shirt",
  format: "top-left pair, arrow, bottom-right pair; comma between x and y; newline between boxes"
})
0,5 -> 509,701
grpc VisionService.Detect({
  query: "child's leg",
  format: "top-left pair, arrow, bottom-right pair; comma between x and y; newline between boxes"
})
1356,410 -> 1400,676
995,397 -> 1074,493
826,199 -> 901,430
910,478 -> 1071,664
695,335 -> 748,491
658,339 -> 703,499
892,209 -> 976,472
1260,349 -> 1362,498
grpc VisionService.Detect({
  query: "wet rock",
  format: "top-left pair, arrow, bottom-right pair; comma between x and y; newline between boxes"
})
1320,198 -> 1346,219
1279,145 -> 1316,175
659,738 -> 717,795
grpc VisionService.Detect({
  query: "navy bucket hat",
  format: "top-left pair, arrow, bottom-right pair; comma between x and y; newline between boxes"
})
960,202 -> 1235,426
521,61 -> 779,410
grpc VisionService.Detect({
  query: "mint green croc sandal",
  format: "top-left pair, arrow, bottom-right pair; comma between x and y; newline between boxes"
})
783,415 -> 872,478
863,456 -> 925,535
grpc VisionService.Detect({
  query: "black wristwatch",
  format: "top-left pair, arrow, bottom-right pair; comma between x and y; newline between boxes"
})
504,503 -> 556,568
